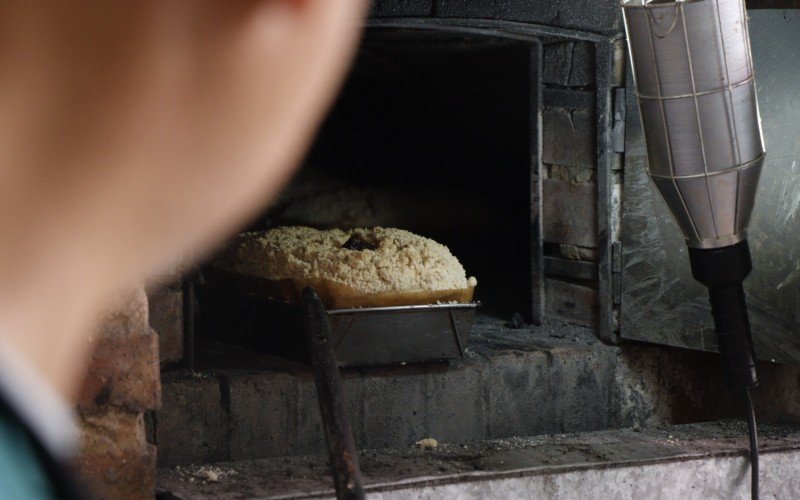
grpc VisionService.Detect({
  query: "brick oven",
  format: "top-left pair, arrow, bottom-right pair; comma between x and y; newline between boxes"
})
74,289 -> 160,499
73,2 -> 800,499
153,1 -> 629,486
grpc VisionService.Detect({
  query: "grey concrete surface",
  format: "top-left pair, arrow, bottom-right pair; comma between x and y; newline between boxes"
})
153,316 -> 800,466
157,421 -> 800,499
542,108 -> 597,171
367,0 -> 624,37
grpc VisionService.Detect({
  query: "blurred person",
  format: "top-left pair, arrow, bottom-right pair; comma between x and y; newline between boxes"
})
0,1 -> 366,497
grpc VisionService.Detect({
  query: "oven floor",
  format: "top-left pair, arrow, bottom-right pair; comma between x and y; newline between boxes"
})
191,312 -> 606,372
152,313 -> 800,469
156,421 -> 800,499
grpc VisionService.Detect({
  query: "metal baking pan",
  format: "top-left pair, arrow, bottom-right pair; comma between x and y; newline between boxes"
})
197,280 -> 478,367
326,303 -> 477,366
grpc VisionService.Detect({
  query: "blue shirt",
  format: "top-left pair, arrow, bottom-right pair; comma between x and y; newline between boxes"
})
0,406 -> 57,499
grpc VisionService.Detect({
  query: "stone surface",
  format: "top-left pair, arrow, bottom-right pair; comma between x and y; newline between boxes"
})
79,409 -> 147,458
74,409 -> 156,500
78,326 -> 160,412
154,317 -> 790,466
542,107 -> 596,170
547,164 -> 596,184
78,287 -> 160,412
359,368 -> 432,449
610,346 -> 736,428
542,179 -> 597,248
544,278 -> 598,327
748,360 -> 800,426
429,0 -> 622,36
156,374 -> 225,467
366,0 -> 623,36
225,371 -> 297,460
543,41 -> 595,88
148,287 -> 184,365
369,0 -> 432,16
77,446 -> 156,500
558,243 -> 597,262
422,365 -> 487,444
75,287 -> 161,500
156,422 -> 800,499
544,256 -> 597,282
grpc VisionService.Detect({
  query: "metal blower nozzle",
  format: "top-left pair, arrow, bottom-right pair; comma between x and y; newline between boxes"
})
623,0 -> 765,250
624,3 -> 763,492
624,0 -> 764,390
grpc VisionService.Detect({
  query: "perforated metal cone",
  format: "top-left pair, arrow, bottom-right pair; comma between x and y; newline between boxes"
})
623,0 -> 765,249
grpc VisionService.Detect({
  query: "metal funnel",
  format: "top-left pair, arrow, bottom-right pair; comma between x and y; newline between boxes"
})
622,0 -> 765,249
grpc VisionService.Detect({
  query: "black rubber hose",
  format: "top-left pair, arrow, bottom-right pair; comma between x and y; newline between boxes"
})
745,389 -> 760,500
689,241 -> 759,498
689,240 -> 758,389
706,283 -> 758,389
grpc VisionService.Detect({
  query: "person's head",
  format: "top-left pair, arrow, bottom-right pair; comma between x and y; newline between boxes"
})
0,0 -> 367,396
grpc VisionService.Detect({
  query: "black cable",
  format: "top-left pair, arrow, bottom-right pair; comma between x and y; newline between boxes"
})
689,243 -> 760,498
744,389 -> 759,500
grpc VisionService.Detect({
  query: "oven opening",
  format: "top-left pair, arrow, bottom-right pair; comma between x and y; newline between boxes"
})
268,28 -> 537,319
193,28 -> 542,364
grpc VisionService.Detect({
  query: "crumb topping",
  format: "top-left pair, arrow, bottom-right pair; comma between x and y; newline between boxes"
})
215,226 -> 476,294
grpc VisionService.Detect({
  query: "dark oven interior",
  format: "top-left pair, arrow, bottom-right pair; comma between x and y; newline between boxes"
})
196,26 -> 543,356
